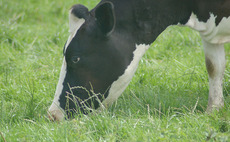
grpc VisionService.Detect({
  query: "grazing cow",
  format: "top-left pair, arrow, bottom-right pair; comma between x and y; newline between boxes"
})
48,0 -> 230,121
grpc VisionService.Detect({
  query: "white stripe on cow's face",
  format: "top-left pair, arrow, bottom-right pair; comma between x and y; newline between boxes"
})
65,10 -> 85,53
186,13 -> 230,44
101,44 -> 150,107
48,9 -> 85,121
48,59 -> 66,121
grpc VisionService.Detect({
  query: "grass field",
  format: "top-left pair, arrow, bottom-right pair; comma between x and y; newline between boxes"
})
0,0 -> 230,141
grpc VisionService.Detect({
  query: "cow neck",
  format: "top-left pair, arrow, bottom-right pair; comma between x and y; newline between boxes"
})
105,0 -> 230,45
104,0 -> 192,45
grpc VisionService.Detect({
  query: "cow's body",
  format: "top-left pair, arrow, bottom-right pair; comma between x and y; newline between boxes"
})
48,0 -> 230,121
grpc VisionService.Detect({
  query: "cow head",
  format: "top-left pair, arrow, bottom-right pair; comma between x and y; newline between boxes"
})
48,2 -> 140,121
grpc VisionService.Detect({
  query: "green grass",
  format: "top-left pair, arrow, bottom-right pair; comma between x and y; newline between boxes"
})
0,0 -> 230,141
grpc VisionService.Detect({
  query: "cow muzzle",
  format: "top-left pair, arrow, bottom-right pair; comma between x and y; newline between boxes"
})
48,104 -> 65,121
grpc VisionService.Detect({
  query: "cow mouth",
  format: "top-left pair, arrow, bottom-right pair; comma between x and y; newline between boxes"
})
48,106 -> 65,121
62,86 -> 106,118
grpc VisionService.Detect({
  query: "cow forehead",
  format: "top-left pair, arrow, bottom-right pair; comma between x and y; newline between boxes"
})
64,18 -> 85,54
101,44 -> 150,106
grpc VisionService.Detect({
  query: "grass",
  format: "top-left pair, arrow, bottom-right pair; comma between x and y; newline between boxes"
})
0,0 -> 230,141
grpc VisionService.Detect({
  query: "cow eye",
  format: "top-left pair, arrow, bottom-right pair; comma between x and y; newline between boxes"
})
72,56 -> 80,63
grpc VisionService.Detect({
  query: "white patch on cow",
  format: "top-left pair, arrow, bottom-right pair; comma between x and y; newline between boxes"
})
101,44 -> 150,107
186,13 -> 230,44
48,8 -> 85,121
64,10 -> 85,53
48,59 -> 66,121
64,18 -> 85,53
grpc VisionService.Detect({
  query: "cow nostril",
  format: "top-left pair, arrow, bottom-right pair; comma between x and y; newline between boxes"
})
72,56 -> 80,63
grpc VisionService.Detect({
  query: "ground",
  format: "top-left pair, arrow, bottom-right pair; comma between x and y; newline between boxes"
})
0,0 -> 229,141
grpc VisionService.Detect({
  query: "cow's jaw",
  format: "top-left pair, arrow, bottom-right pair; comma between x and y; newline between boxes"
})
101,44 -> 150,108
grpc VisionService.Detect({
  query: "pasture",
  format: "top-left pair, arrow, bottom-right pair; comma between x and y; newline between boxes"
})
0,0 -> 230,141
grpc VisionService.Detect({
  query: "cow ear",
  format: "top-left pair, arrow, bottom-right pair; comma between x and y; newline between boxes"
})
95,2 -> 115,35
69,4 -> 89,33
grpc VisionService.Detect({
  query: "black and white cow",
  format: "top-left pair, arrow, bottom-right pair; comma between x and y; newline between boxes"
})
48,0 -> 230,121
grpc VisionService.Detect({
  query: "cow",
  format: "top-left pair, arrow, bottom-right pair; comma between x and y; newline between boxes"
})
48,0 -> 230,121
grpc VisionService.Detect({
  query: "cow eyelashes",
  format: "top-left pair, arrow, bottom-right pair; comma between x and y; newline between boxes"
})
72,56 -> 81,63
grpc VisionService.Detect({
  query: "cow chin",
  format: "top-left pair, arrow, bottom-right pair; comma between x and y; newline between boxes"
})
48,103 -> 65,121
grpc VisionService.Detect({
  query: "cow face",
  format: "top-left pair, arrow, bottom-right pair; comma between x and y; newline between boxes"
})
48,2 -> 135,121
